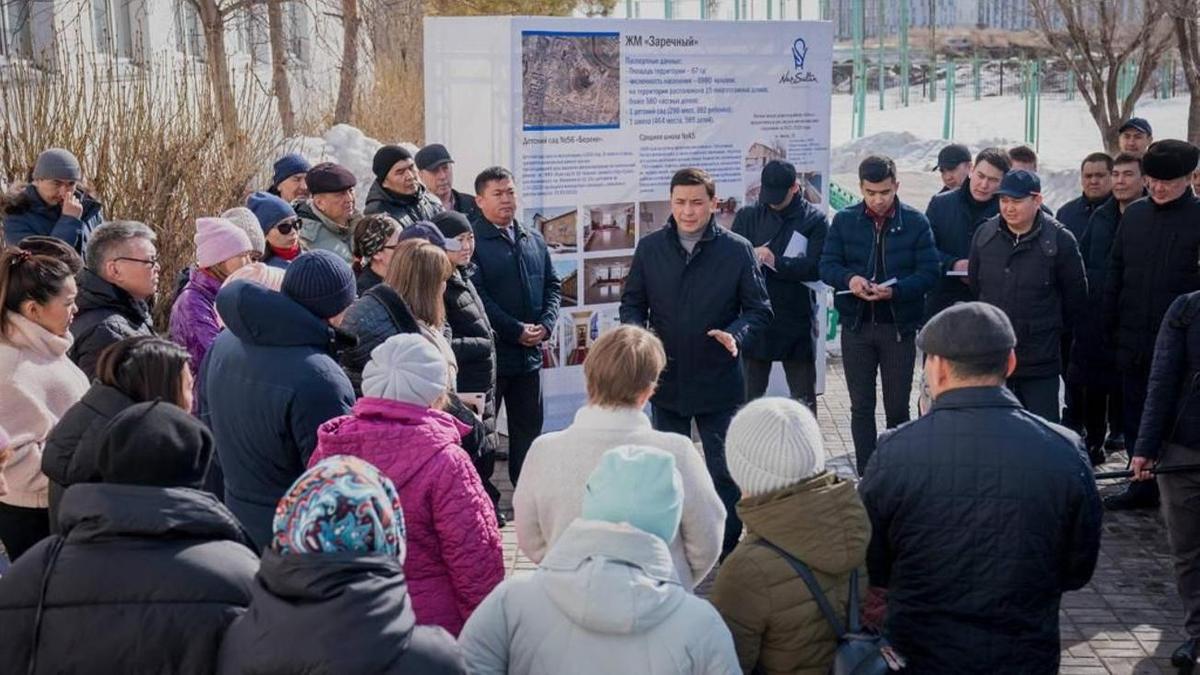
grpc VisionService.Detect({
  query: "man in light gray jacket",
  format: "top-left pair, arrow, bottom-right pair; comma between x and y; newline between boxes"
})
460,446 -> 740,675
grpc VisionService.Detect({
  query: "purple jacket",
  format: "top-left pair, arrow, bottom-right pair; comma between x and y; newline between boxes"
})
310,398 -> 504,636
169,269 -> 222,412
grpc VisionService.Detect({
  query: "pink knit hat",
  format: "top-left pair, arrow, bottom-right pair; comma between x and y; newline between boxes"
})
195,217 -> 252,268
223,262 -> 285,292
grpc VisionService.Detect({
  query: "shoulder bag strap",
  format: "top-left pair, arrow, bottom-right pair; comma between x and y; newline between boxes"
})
754,539 -> 845,637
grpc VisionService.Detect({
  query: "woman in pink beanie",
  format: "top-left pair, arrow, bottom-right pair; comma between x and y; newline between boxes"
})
169,217 -> 253,411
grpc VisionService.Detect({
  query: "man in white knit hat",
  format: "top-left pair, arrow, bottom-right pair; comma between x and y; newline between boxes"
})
710,397 -> 869,674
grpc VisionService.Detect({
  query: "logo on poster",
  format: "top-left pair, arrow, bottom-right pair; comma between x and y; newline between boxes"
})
781,37 -> 818,84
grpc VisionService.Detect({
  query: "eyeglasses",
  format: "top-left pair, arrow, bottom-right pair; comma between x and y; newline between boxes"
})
114,256 -> 159,268
274,218 -> 301,235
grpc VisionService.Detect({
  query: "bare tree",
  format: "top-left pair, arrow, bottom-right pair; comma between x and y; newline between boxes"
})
1030,0 -> 1174,153
266,0 -> 297,137
1168,1 -> 1200,143
333,0 -> 361,124
185,0 -> 256,144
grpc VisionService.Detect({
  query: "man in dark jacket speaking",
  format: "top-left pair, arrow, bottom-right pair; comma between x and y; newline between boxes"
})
731,159 -> 827,409
860,302 -> 1102,675
968,169 -> 1087,422
620,167 -> 772,555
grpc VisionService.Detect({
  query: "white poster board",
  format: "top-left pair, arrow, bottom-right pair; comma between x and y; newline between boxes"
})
426,17 -> 833,430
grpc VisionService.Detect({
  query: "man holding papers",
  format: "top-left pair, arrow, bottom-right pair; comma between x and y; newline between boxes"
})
732,160 -> 828,410
820,155 -> 939,475
968,169 -> 1087,423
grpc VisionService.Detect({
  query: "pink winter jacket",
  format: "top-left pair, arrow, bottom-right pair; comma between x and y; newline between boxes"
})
310,397 -> 504,636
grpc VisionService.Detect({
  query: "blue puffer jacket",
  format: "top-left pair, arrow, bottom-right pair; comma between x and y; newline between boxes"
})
469,216 -> 561,377
1055,193 -> 1109,242
200,280 -> 356,548
2,184 -> 103,254
1137,291 -> 1200,461
924,180 -> 999,321
820,200 -> 939,335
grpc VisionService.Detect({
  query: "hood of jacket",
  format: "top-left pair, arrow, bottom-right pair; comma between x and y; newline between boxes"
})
538,519 -> 685,635
316,397 -> 470,490
216,278 -> 342,350
75,268 -> 150,325
737,471 -> 869,576
59,482 -> 254,547
366,180 -> 431,210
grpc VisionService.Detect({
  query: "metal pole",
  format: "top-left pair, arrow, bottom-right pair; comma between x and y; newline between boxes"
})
943,59 -> 955,139
972,52 -> 981,100
929,0 -> 937,103
877,0 -> 885,110
664,0 -> 673,19
900,0 -> 910,106
853,0 -> 866,138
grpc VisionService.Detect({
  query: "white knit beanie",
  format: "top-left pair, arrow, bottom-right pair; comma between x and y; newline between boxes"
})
362,333 -> 448,407
726,397 -> 825,498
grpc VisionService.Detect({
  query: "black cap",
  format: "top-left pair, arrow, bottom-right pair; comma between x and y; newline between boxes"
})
995,169 -> 1042,199
1118,117 -> 1153,136
935,144 -> 972,171
416,143 -> 454,172
917,302 -> 1016,363
759,160 -> 797,206
372,145 -> 414,181
432,210 -> 472,239
85,401 -> 213,489
305,162 -> 358,195
1142,139 -> 1200,181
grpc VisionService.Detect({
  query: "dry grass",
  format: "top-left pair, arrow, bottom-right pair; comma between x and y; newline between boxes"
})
0,55 -> 281,329
355,55 -> 425,144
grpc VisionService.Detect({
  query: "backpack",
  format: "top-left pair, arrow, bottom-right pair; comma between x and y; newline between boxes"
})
754,539 -> 901,675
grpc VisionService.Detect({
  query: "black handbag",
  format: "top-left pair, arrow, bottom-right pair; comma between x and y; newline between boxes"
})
753,539 -> 901,675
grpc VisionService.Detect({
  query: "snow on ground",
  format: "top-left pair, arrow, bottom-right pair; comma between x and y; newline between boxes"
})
275,125 -> 418,208
830,93 -> 1191,208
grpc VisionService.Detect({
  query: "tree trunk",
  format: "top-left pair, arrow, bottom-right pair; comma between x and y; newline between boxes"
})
1176,15 -> 1200,144
267,0 -> 296,137
196,0 -> 240,144
333,0 -> 361,125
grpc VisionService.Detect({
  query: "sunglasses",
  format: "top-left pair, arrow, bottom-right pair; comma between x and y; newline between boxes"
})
273,218 -> 301,235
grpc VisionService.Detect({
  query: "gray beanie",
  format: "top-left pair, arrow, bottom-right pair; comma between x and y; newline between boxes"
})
221,207 -> 267,255
726,397 -> 825,498
32,148 -> 82,182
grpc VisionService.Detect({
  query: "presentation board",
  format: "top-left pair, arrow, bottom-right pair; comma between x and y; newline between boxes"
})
426,16 -> 833,430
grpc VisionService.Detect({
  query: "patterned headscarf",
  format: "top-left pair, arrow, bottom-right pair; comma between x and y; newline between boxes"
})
272,455 -> 406,560
351,214 -> 401,262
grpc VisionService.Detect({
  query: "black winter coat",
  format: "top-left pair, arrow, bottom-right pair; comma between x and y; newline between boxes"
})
445,265 -> 496,395
1136,291 -> 1200,461
357,266 -> 384,297
731,196 -> 827,361
924,179 -> 1000,321
364,181 -> 445,228
451,189 -> 481,220
968,213 -> 1088,379
469,216 -> 561,377
1104,192 -> 1200,370
40,383 -> 134,533
340,283 -> 490,458
1056,193 -> 1110,242
820,200 -> 940,334
0,484 -> 258,674
619,217 -> 772,416
860,386 -> 1102,675
1069,199 -> 1124,386
68,268 -> 154,380
201,280 -> 357,549
218,550 -> 466,674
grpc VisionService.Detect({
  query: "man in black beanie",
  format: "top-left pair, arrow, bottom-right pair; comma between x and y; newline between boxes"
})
1104,139 -> 1200,510
364,144 -> 444,229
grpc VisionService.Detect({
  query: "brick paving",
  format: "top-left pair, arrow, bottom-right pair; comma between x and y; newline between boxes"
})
493,357 -> 1187,674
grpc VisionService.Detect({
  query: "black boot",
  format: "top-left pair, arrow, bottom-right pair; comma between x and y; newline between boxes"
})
1171,637 -> 1197,673
1103,481 -> 1160,510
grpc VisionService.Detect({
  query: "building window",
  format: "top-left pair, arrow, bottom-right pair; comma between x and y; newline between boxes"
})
1,0 -> 34,59
93,0 -> 135,60
175,0 -> 205,61
233,7 -> 269,65
284,1 -> 304,62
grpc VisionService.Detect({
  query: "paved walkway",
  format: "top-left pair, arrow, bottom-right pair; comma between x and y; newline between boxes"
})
493,357 -> 1186,674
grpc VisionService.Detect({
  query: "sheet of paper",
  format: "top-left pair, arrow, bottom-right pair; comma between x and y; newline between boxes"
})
945,270 -> 969,277
783,232 -> 808,258
836,277 -> 897,295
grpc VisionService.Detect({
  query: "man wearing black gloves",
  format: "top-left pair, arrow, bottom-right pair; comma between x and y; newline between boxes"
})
732,160 -> 827,410
969,169 -> 1087,422
925,147 -> 1010,321
1105,139 -> 1200,510
620,167 -> 772,556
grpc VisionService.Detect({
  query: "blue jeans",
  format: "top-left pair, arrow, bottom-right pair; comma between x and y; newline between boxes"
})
652,404 -> 741,555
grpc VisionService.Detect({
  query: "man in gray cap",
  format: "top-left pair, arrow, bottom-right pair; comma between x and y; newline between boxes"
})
416,143 -> 480,219
3,148 -> 104,254
859,301 -> 1101,675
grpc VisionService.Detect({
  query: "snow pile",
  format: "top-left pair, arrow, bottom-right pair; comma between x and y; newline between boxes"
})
275,125 -> 418,207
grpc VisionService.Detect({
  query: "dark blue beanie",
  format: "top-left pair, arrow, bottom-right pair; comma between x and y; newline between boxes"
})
272,153 -> 312,188
282,250 -> 357,319
396,220 -> 447,249
247,191 -> 297,234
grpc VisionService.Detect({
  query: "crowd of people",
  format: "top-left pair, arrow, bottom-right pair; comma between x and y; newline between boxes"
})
0,116 -> 1194,673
